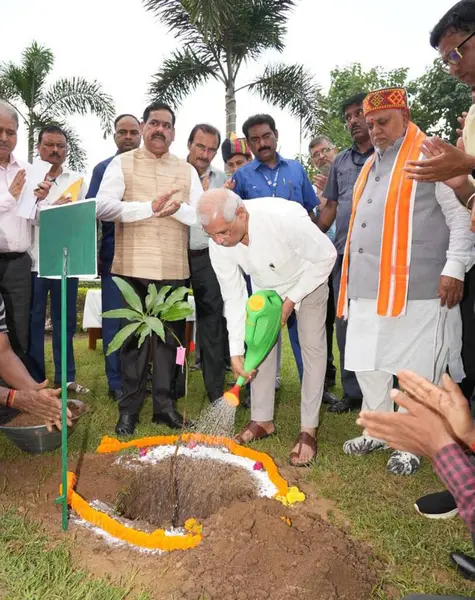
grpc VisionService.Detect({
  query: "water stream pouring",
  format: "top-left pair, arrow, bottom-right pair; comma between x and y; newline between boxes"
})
223,290 -> 283,407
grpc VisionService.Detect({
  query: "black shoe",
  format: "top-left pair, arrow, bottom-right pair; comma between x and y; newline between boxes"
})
415,490 -> 458,519
450,552 -> 475,581
240,386 -> 251,409
115,413 -> 138,436
152,409 -> 191,430
108,389 -> 124,402
322,390 -> 339,405
327,395 -> 362,413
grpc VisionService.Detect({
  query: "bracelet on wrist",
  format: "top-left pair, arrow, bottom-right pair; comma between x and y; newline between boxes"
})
6,389 -> 16,408
466,192 -> 475,210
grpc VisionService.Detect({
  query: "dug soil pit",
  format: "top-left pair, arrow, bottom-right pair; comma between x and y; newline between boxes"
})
0,452 -> 380,600
114,456 -> 258,528
4,401 -> 87,427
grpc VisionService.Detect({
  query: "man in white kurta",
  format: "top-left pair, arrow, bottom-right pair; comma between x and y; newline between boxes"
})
338,87 -> 474,475
199,188 -> 336,466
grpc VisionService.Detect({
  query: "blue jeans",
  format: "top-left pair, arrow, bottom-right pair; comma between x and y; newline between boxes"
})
28,272 -> 78,384
101,269 -> 122,391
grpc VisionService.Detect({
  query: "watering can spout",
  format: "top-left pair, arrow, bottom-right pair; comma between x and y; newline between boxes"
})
223,384 -> 241,407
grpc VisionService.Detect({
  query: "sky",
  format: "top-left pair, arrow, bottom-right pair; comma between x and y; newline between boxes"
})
1,0 -> 458,176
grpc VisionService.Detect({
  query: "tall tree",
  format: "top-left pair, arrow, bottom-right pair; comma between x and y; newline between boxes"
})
0,41 -> 115,171
144,0 -> 320,136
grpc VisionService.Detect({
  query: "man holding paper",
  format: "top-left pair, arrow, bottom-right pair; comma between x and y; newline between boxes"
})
0,102 -> 49,365
27,125 -> 89,394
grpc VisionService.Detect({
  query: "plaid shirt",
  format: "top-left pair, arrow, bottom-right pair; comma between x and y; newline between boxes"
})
433,443 -> 475,533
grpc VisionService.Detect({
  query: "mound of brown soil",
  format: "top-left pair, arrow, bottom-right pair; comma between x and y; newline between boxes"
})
0,452 -> 379,600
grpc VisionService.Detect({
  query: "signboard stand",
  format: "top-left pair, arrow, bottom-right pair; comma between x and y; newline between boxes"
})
54,248 -> 69,530
39,200 -> 97,532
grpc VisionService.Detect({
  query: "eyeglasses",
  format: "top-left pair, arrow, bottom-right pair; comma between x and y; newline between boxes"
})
440,31 -> 475,72
206,218 -> 236,242
311,147 -> 333,159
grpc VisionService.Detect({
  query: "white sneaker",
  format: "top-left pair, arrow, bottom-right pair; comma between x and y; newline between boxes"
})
343,435 -> 387,456
66,381 -> 90,394
387,450 -> 420,475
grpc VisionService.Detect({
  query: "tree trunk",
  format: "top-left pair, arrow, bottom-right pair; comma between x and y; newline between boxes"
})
27,116 -> 35,164
225,82 -> 236,137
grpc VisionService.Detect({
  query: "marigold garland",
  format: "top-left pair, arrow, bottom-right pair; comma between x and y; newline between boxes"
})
62,434 -> 303,552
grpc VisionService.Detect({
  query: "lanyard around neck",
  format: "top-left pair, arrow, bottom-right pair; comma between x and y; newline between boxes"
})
260,166 -> 280,197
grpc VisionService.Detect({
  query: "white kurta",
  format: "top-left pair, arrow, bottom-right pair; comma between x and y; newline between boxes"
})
345,298 -> 464,383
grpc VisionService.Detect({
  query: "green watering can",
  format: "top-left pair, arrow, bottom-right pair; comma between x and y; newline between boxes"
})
223,289 -> 282,407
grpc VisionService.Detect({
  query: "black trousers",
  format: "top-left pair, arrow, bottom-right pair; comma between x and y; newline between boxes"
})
118,276 -> 187,417
325,274 -> 336,383
460,264 -> 475,400
0,252 -> 31,364
189,249 -> 227,402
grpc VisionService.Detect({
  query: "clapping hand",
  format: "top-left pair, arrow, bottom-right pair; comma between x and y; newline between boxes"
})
9,169 -> 26,200
152,188 -> 180,218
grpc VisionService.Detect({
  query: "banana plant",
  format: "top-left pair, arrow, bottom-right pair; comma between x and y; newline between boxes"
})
102,277 -> 193,356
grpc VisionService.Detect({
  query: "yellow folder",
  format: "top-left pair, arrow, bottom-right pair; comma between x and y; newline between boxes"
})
62,178 -> 83,203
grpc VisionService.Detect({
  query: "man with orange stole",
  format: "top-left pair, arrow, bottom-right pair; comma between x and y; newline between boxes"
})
337,88 -> 474,475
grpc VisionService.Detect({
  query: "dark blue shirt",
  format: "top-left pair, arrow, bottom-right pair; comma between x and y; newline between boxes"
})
86,155 -> 115,266
323,144 -> 374,255
231,153 -> 318,212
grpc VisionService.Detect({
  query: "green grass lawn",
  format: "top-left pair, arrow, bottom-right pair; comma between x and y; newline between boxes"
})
0,334 -> 474,599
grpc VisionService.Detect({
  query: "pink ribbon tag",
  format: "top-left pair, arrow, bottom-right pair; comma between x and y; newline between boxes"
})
176,346 -> 186,366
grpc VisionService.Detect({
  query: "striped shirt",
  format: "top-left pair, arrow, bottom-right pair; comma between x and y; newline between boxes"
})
0,294 -> 7,334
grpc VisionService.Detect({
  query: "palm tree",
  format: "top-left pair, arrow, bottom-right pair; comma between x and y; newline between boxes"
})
144,0 -> 320,136
0,41 -> 115,172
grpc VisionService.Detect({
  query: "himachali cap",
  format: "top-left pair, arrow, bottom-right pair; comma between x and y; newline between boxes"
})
363,87 -> 409,116
221,133 -> 252,162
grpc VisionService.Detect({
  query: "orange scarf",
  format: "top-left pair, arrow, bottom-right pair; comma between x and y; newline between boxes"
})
337,122 -> 426,319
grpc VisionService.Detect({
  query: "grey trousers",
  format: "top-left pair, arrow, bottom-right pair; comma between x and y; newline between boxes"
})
333,255 -> 363,399
251,283 -> 328,428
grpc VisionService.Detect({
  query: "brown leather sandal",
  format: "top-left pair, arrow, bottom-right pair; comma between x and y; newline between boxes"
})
289,432 -> 318,467
234,420 -> 276,445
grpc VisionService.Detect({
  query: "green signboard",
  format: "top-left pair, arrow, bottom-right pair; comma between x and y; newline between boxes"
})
39,200 -> 97,278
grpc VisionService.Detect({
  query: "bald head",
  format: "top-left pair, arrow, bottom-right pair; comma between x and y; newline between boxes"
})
0,101 -> 19,164
198,188 -> 243,225
198,189 -> 247,247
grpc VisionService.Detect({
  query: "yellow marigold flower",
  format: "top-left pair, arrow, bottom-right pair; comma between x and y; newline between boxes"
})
184,518 -> 203,535
275,486 -> 305,507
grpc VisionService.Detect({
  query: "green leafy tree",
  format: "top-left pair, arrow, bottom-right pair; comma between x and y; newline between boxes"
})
144,0 -> 320,135
103,277 -> 193,355
313,62 -> 471,152
0,41 -> 115,172
316,63 -> 410,151
408,59 -> 472,145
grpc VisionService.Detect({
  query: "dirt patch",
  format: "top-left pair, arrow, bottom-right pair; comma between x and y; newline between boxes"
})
0,451 -> 379,600
4,401 -> 87,427
115,457 -> 258,528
